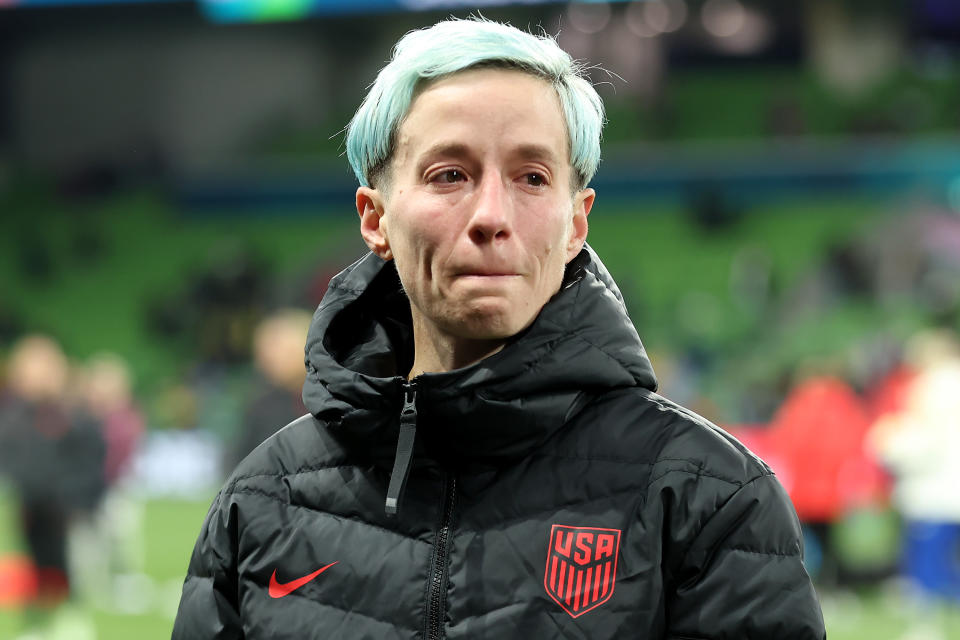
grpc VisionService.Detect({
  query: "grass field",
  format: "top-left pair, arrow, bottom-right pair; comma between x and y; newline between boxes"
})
1,491 -> 959,639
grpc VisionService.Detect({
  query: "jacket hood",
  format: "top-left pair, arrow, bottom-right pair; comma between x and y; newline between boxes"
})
302,244 -> 657,467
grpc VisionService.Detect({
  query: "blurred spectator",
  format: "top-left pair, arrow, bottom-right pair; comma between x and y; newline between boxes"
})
81,353 -> 144,487
229,308 -> 311,467
69,353 -> 146,607
0,335 -> 106,609
725,367 -> 893,584
777,374 -> 890,583
868,328 -> 960,604
772,375 -> 887,526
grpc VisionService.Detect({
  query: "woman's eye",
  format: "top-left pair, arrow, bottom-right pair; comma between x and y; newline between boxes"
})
526,173 -> 546,187
435,169 -> 464,183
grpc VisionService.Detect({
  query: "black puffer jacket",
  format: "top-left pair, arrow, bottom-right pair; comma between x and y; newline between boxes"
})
173,247 -> 825,639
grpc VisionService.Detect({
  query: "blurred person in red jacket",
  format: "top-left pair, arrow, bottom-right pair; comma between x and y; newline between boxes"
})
725,364 -> 893,584
772,374 -> 887,525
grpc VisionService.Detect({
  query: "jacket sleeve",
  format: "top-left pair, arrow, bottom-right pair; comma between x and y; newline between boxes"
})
666,473 -> 826,640
172,491 -> 244,639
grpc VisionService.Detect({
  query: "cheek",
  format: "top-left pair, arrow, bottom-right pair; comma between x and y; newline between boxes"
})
534,214 -> 572,262
387,214 -> 443,290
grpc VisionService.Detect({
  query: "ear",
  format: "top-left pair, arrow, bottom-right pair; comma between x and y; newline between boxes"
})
357,186 -> 392,260
566,187 -> 594,262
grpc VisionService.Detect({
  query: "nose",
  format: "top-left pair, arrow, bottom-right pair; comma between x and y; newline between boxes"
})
467,173 -> 511,244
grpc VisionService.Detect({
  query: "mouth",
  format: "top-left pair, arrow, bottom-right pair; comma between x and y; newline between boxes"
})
452,264 -> 521,278
454,272 -> 521,279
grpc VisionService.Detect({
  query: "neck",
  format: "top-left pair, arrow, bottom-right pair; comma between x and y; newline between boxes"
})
407,313 -> 506,379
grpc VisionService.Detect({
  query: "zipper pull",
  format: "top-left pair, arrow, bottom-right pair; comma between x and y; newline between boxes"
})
385,382 -> 418,517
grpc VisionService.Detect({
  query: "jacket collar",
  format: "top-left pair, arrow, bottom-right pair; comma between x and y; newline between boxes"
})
302,245 -> 657,467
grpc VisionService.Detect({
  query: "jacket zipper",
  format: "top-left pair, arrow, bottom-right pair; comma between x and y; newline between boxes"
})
385,381 -> 418,516
426,474 -> 457,640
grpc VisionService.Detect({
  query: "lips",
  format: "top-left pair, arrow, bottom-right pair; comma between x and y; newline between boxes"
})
457,272 -> 518,277
452,266 -> 521,277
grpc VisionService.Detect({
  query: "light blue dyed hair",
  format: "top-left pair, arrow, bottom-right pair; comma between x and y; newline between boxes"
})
346,17 -> 605,191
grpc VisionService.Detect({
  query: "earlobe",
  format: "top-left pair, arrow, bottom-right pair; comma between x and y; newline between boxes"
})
357,187 -> 392,260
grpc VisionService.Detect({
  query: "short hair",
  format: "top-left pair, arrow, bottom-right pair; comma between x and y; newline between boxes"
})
346,17 -> 605,192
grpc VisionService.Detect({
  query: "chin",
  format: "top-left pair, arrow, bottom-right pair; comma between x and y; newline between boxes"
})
450,308 -> 536,341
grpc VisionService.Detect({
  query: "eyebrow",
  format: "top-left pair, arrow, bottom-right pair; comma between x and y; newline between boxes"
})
413,141 -> 562,172
512,143 -> 562,165
411,142 -> 471,176
415,142 -> 472,164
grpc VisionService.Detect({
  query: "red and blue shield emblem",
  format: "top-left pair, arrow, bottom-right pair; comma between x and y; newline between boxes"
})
544,524 -> 621,618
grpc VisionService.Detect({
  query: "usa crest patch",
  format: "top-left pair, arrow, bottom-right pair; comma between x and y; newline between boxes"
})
544,524 -> 621,618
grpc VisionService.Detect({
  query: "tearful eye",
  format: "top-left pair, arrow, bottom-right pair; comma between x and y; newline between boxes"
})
435,169 -> 464,184
526,173 -> 546,187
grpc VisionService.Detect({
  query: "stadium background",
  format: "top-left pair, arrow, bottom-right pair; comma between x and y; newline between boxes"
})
1,0 -> 960,637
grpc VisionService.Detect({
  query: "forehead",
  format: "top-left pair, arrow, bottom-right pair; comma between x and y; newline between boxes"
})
395,68 -> 569,169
